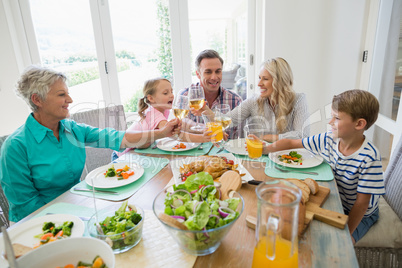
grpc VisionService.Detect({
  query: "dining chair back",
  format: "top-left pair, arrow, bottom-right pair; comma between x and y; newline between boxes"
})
70,105 -> 127,181
354,135 -> 402,267
0,135 -> 10,229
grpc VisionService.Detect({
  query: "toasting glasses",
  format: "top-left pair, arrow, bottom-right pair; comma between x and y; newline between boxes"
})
172,95 -> 189,140
188,84 -> 205,131
213,104 -> 232,130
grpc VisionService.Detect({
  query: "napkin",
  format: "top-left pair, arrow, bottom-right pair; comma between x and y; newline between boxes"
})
265,158 -> 334,181
70,155 -> 169,201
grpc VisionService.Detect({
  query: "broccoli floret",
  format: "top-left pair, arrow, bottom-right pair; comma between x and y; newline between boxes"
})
130,213 -> 142,225
42,222 -> 55,232
63,221 -> 74,229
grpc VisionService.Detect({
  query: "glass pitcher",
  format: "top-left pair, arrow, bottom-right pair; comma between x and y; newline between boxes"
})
252,180 -> 301,268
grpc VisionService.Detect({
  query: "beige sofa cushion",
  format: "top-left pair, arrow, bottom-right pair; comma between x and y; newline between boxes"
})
355,196 -> 402,248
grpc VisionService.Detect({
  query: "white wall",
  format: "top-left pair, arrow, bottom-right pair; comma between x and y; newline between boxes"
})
0,0 -> 31,136
263,0 -> 369,135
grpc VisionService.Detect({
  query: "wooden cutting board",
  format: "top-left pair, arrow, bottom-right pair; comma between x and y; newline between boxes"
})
246,185 -> 348,235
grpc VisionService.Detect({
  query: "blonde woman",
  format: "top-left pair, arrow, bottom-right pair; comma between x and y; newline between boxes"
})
199,57 -> 309,142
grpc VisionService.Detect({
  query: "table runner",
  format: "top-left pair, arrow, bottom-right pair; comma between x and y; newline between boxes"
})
70,155 -> 169,201
265,158 -> 334,181
134,141 -> 213,155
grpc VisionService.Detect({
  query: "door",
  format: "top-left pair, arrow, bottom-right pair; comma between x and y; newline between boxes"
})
365,0 -> 402,163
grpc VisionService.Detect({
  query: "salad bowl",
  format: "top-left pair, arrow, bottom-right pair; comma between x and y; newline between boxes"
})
87,201 -> 144,254
152,172 -> 244,256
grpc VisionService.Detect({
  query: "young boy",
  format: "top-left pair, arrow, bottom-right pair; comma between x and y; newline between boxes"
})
263,89 -> 385,244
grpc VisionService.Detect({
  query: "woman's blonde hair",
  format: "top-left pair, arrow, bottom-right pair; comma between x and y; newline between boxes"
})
137,78 -> 171,120
257,57 -> 295,133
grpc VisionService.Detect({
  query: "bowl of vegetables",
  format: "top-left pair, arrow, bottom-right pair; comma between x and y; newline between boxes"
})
87,201 -> 144,254
152,172 -> 244,256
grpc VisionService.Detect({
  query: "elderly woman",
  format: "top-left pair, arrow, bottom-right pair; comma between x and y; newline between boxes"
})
0,65 -> 179,222
199,57 -> 309,142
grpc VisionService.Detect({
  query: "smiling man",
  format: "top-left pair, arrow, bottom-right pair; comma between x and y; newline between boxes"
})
178,49 -> 242,135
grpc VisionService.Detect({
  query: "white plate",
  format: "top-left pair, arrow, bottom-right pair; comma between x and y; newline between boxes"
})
170,153 -> 254,184
156,138 -> 200,152
85,162 -> 144,189
269,149 -> 323,168
0,214 -> 84,265
224,138 -> 248,155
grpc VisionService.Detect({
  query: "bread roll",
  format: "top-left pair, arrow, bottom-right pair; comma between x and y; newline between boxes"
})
304,178 -> 319,195
286,178 -> 310,203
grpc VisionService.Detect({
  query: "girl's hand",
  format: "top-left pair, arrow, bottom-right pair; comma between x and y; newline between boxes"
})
162,118 -> 180,137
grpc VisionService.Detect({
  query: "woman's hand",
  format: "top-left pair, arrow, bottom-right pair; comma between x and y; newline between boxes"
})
201,130 -> 214,142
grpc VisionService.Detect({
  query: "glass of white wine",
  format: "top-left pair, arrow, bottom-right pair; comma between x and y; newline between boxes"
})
173,95 -> 189,120
188,84 -> 205,131
214,104 -> 232,130
172,95 -> 189,141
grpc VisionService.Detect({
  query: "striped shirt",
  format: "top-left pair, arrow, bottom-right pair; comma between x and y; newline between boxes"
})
227,93 -> 310,139
302,132 -> 385,217
178,83 -> 242,138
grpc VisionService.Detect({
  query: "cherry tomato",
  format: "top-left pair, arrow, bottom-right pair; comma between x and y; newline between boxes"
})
228,160 -> 234,165
199,184 -> 205,189
186,171 -> 193,177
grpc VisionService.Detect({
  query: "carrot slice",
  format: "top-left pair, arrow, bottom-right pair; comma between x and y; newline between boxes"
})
122,172 -> 129,179
40,233 -> 53,241
64,264 -> 75,268
55,230 -> 64,237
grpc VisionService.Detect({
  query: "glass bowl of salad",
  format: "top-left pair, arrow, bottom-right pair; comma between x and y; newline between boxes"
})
87,201 -> 144,254
152,172 -> 244,256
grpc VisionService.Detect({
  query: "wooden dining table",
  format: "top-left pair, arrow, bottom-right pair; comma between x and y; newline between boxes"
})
12,152 -> 359,268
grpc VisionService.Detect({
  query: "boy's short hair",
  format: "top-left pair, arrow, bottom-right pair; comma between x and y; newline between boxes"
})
332,89 -> 379,130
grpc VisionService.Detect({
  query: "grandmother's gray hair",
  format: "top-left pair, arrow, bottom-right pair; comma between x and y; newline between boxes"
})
15,65 -> 67,112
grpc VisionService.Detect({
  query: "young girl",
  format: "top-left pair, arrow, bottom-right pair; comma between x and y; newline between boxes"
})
113,78 -> 212,159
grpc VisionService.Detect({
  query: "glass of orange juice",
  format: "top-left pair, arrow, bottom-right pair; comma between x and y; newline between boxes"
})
244,124 -> 265,159
202,111 -> 223,143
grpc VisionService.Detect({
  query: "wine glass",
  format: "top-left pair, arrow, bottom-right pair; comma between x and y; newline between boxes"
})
171,95 -> 189,141
172,95 -> 189,120
214,104 -> 232,130
188,84 -> 205,131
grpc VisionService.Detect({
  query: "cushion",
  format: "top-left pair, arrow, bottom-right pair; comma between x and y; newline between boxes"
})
355,196 -> 402,248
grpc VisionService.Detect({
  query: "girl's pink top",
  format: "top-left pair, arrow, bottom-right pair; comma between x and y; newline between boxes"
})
116,106 -> 169,157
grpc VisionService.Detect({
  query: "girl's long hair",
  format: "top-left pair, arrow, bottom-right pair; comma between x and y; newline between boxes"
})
137,78 -> 170,120
257,57 -> 295,133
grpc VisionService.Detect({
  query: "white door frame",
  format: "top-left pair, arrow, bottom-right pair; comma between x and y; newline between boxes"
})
364,0 -> 402,155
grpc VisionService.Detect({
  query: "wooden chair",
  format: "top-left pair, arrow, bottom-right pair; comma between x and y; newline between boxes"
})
70,105 -> 127,180
0,135 -> 10,229
354,135 -> 402,267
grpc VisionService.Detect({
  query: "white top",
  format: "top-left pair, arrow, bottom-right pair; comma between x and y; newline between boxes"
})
227,93 -> 310,139
302,131 -> 385,217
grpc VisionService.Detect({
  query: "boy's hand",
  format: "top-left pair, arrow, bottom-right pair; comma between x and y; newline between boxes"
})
201,130 -> 214,142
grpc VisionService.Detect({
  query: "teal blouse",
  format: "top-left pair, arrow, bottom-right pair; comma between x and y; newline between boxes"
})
0,114 -> 125,222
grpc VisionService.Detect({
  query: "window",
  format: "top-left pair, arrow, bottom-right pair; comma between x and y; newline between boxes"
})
29,0 -> 103,113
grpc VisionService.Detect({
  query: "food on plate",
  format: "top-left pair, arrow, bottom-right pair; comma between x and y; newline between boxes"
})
104,164 -> 134,180
95,201 -> 142,251
278,151 -> 303,165
286,178 -> 311,203
57,255 -> 108,268
33,221 -> 74,248
304,178 -> 319,195
172,142 -> 186,150
179,155 -> 241,181
162,172 -> 241,247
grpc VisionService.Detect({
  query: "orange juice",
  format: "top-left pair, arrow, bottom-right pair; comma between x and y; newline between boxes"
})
252,237 -> 298,268
206,122 -> 223,142
246,138 -> 263,158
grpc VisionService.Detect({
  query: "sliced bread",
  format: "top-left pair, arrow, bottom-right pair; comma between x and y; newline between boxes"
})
304,178 -> 319,195
286,178 -> 310,203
